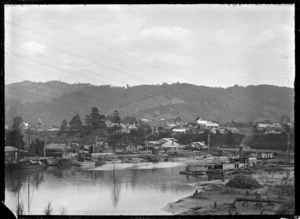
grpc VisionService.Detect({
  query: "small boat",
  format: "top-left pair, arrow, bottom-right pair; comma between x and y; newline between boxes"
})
127,158 -> 145,163
77,160 -> 96,166
6,158 -> 46,174
47,157 -> 61,166
105,159 -> 122,164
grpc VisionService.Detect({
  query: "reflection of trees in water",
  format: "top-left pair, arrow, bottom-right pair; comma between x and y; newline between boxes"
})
5,171 -> 44,193
46,166 -> 78,178
111,165 -> 122,209
46,167 -> 63,178
33,172 -> 44,189
131,169 -> 138,189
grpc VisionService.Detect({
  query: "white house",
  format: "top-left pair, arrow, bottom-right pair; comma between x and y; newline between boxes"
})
172,128 -> 187,134
257,123 -> 270,131
205,122 -> 219,128
196,118 -> 209,125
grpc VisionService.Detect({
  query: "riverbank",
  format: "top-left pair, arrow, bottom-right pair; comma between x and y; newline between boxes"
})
162,165 -> 294,215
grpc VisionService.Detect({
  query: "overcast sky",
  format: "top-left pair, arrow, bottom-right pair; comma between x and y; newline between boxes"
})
5,4 -> 295,88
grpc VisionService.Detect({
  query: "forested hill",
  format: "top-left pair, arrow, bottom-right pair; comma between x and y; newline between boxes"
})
5,81 -> 294,126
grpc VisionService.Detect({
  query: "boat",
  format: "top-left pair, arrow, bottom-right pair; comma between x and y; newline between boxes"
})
46,157 -> 61,166
179,164 -> 210,175
76,160 -> 96,166
105,159 -> 122,164
127,158 -> 145,163
6,157 -> 47,174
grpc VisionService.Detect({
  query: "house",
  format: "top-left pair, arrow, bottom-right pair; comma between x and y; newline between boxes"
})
34,119 -> 44,131
265,123 -> 283,134
205,122 -> 219,128
226,127 -> 240,134
5,146 -> 23,162
45,143 -> 68,158
46,127 -> 60,132
196,118 -> 209,125
161,138 -> 184,151
172,128 -> 187,134
257,123 -> 270,131
191,142 -> 207,149
67,143 -> 80,153
19,122 -> 30,130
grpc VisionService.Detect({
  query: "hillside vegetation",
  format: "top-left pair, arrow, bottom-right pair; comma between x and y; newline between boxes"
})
5,81 -> 294,126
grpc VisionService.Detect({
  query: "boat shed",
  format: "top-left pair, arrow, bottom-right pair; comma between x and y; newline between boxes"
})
45,143 -> 68,158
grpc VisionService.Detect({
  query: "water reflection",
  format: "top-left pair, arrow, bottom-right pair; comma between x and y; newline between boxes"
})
5,160 -> 202,215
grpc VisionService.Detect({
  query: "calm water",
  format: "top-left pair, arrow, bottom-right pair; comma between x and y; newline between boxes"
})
5,158 -> 205,215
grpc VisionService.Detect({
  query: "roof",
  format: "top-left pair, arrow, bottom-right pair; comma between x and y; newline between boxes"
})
5,146 -> 28,152
161,138 -> 180,148
45,143 -> 67,150
257,124 -> 270,128
5,146 -> 18,152
172,128 -> 186,132
205,122 -> 219,127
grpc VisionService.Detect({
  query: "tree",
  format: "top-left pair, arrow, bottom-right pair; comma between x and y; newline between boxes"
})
113,110 -> 121,124
69,114 -> 83,131
90,107 -> 105,129
12,116 -> 23,130
226,131 -> 234,145
85,115 -> 92,128
60,119 -> 68,132
280,115 -> 291,125
174,116 -> 182,124
5,116 -> 25,152
122,116 -> 137,125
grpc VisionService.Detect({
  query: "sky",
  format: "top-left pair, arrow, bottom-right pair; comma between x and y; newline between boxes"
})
5,4 -> 295,88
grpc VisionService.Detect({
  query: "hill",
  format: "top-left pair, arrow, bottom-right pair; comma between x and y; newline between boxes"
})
5,81 -> 294,126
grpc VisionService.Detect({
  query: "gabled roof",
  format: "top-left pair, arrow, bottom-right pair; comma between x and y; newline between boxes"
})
45,143 -> 67,150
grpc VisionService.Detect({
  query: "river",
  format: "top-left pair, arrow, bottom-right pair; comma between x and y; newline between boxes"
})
5,158 -> 206,215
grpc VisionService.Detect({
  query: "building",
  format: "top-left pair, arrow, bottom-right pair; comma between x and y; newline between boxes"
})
67,143 -> 80,153
45,143 -> 68,158
205,122 -> 219,128
172,128 -> 187,134
265,123 -> 283,134
191,141 -> 207,149
257,123 -> 270,131
34,119 -> 45,131
196,118 -> 209,125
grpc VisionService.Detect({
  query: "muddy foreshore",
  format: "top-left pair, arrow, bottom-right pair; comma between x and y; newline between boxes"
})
162,165 -> 294,215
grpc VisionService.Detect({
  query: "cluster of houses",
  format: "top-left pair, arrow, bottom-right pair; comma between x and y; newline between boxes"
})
256,123 -> 293,134
5,119 -> 60,132
105,121 -> 138,134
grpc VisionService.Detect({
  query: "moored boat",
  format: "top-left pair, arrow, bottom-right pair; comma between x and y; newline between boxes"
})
105,159 -> 122,164
6,158 -> 47,174
46,157 -> 61,166
77,160 -> 96,166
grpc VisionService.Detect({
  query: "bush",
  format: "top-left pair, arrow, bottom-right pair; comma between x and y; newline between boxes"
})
226,174 -> 261,189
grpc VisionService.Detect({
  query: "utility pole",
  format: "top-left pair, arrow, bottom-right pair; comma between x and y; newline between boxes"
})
287,131 -> 290,161
44,136 -> 47,158
94,136 -> 97,154
28,177 -> 30,214
208,131 -> 211,154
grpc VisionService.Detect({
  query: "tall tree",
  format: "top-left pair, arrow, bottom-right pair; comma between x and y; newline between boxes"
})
60,119 -> 68,132
69,114 -> 83,131
85,114 -> 92,128
226,131 -> 235,145
122,116 -> 137,124
12,116 -> 23,130
5,116 -> 25,151
113,110 -> 121,124
174,116 -> 182,124
90,107 -> 105,129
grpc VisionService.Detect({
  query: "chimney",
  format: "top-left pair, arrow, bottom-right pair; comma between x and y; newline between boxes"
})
172,139 -> 174,145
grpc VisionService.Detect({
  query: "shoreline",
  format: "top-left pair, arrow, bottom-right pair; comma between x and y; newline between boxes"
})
162,166 -> 294,215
